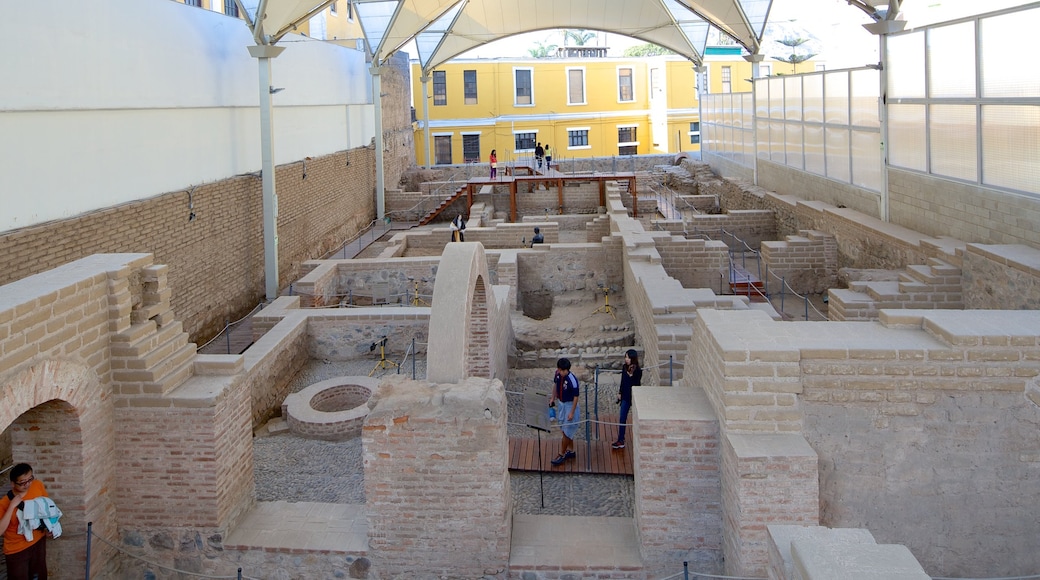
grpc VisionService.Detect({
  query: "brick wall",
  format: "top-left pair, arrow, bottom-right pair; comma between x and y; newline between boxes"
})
686,210 -> 777,251
656,236 -> 729,290
760,230 -> 838,295
363,375 -> 511,578
962,244 -> 1040,310
635,387 -> 723,577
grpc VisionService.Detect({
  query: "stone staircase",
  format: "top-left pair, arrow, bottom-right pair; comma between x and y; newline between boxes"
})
110,265 -> 196,396
418,186 -> 466,225
828,258 -> 964,321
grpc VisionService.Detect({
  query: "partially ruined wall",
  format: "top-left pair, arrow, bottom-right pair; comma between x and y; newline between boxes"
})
760,230 -> 839,295
363,376 -> 511,578
656,236 -> 729,290
962,244 -> 1040,310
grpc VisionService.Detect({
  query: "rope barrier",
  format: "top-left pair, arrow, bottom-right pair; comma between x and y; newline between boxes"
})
195,303 -> 264,351
88,529 -> 262,580
764,269 -> 828,321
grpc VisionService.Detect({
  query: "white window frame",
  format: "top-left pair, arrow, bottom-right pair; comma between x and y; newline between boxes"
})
617,66 -> 635,103
616,124 -> 639,147
566,67 -> 587,106
329,1 -> 337,15
512,130 -> 538,153
513,67 -> 534,107
567,127 -> 591,150
759,64 -> 772,77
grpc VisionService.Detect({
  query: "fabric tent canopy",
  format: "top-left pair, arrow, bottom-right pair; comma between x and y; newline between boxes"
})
236,0 -> 902,70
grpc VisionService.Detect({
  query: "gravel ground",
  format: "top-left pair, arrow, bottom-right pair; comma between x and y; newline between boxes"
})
254,358 -> 634,517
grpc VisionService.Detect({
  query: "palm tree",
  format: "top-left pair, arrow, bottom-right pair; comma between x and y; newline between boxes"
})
563,29 -> 596,46
771,36 -> 818,73
528,41 -> 558,58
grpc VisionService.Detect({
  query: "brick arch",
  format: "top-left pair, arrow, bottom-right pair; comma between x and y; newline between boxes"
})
0,360 -> 117,578
427,242 -> 496,384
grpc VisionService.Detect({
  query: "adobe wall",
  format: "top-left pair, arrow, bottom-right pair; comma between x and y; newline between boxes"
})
363,375 -> 511,578
655,236 -> 730,290
962,244 -> 1040,310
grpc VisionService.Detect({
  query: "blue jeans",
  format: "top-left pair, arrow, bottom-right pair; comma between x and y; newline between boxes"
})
617,399 -> 631,442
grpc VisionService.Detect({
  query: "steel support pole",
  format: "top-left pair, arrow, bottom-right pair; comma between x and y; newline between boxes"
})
248,44 -> 286,302
421,75 -> 432,169
372,65 -> 386,220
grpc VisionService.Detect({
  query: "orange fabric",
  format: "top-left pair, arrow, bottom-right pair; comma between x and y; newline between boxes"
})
0,480 -> 47,555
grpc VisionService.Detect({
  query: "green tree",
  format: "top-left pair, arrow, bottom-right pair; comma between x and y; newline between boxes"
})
527,41 -> 558,58
623,43 -> 674,57
563,29 -> 596,46
771,36 -> 817,73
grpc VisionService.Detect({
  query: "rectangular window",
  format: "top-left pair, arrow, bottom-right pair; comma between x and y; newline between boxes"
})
185,0 -> 202,6
434,135 -> 452,165
567,68 -> 585,105
618,126 -> 637,143
224,0 -> 238,16
329,1 -> 337,15
569,129 -> 589,147
618,68 -> 634,102
347,2 -> 353,19
514,69 -> 533,105
462,134 -> 481,163
760,64 -> 772,77
689,121 -> 701,144
433,71 -> 447,106
464,70 -> 477,105
514,132 -> 537,151
619,145 -> 638,156
722,66 -> 732,94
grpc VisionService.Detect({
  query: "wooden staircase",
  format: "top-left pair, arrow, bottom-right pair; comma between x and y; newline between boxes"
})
418,186 -> 466,226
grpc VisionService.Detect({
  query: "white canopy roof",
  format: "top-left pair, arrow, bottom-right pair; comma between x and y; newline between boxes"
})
236,0 -> 900,71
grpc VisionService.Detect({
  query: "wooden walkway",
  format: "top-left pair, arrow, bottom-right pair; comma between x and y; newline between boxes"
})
508,414 -> 633,475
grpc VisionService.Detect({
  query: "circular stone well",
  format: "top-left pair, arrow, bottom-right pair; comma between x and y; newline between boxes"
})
282,376 -> 379,441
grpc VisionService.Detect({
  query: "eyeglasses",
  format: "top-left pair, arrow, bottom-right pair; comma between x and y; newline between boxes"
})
13,476 -> 33,487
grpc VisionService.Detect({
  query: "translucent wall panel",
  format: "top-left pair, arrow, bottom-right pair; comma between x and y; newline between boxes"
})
803,74 -> 823,124
804,125 -> 826,176
930,104 -> 978,182
825,128 -> 850,182
743,129 -> 755,166
769,77 -> 785,119
770,122 -> 786,163
785,123 -> 804,170
825,71 -> 849,126
928,22 -> 976,98
742,94 -> 754,130
982,105 -> 1040,194
785,77 -> 802,122
723,95 -> 734,127
851,130 -> 882,191
887,31 -> 925,99
888,104 -> 927,171
981,8 -> 1040,98
850,69 -> 880,128
755,79 -> 770,117
757,119 -> 770,159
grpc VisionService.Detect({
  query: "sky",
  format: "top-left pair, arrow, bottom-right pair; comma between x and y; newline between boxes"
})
426,0 -> 1034,68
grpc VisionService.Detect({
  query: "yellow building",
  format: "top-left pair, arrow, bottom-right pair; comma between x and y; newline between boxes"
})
174,0 -> 364,41
411,47 -> 817,166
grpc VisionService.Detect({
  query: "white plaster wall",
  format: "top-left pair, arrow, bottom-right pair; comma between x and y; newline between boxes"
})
0,0 -> 376,232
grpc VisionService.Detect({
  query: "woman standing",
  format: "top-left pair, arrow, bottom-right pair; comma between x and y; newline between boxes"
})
613,349 -> 642,449
489,149 -> 498,179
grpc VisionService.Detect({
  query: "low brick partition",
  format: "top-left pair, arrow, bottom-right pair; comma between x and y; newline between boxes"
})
282,376 -> 377,441
760,230 -> 838,295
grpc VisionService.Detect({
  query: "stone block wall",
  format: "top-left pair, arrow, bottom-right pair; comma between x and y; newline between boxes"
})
239,310 -> 311,426
635,387 -> 723,577
294,257 -> 442,307
516,244 -> 623,295
363,376 -> 511,578
962,243 -> 1040,310
761,230 -> 838,295
307,310 -> 431,362
656,236 -> 730,290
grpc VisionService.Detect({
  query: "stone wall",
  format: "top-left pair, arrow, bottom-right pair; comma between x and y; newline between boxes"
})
655,236 -> 730,290
686,210 -> 777,251
756,159 -> 883,219
516,244 -> 623,295
363,375 -> 511,578
962,244 -> 1040,310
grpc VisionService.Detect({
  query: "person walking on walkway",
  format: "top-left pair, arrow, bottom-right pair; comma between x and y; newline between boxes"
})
0,464 -> 52,580
549,358 -> 581,465
544,144 -> 552,170
489,149 -> 498,179
612,349 -> 642,449
534,142 -> 544,170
